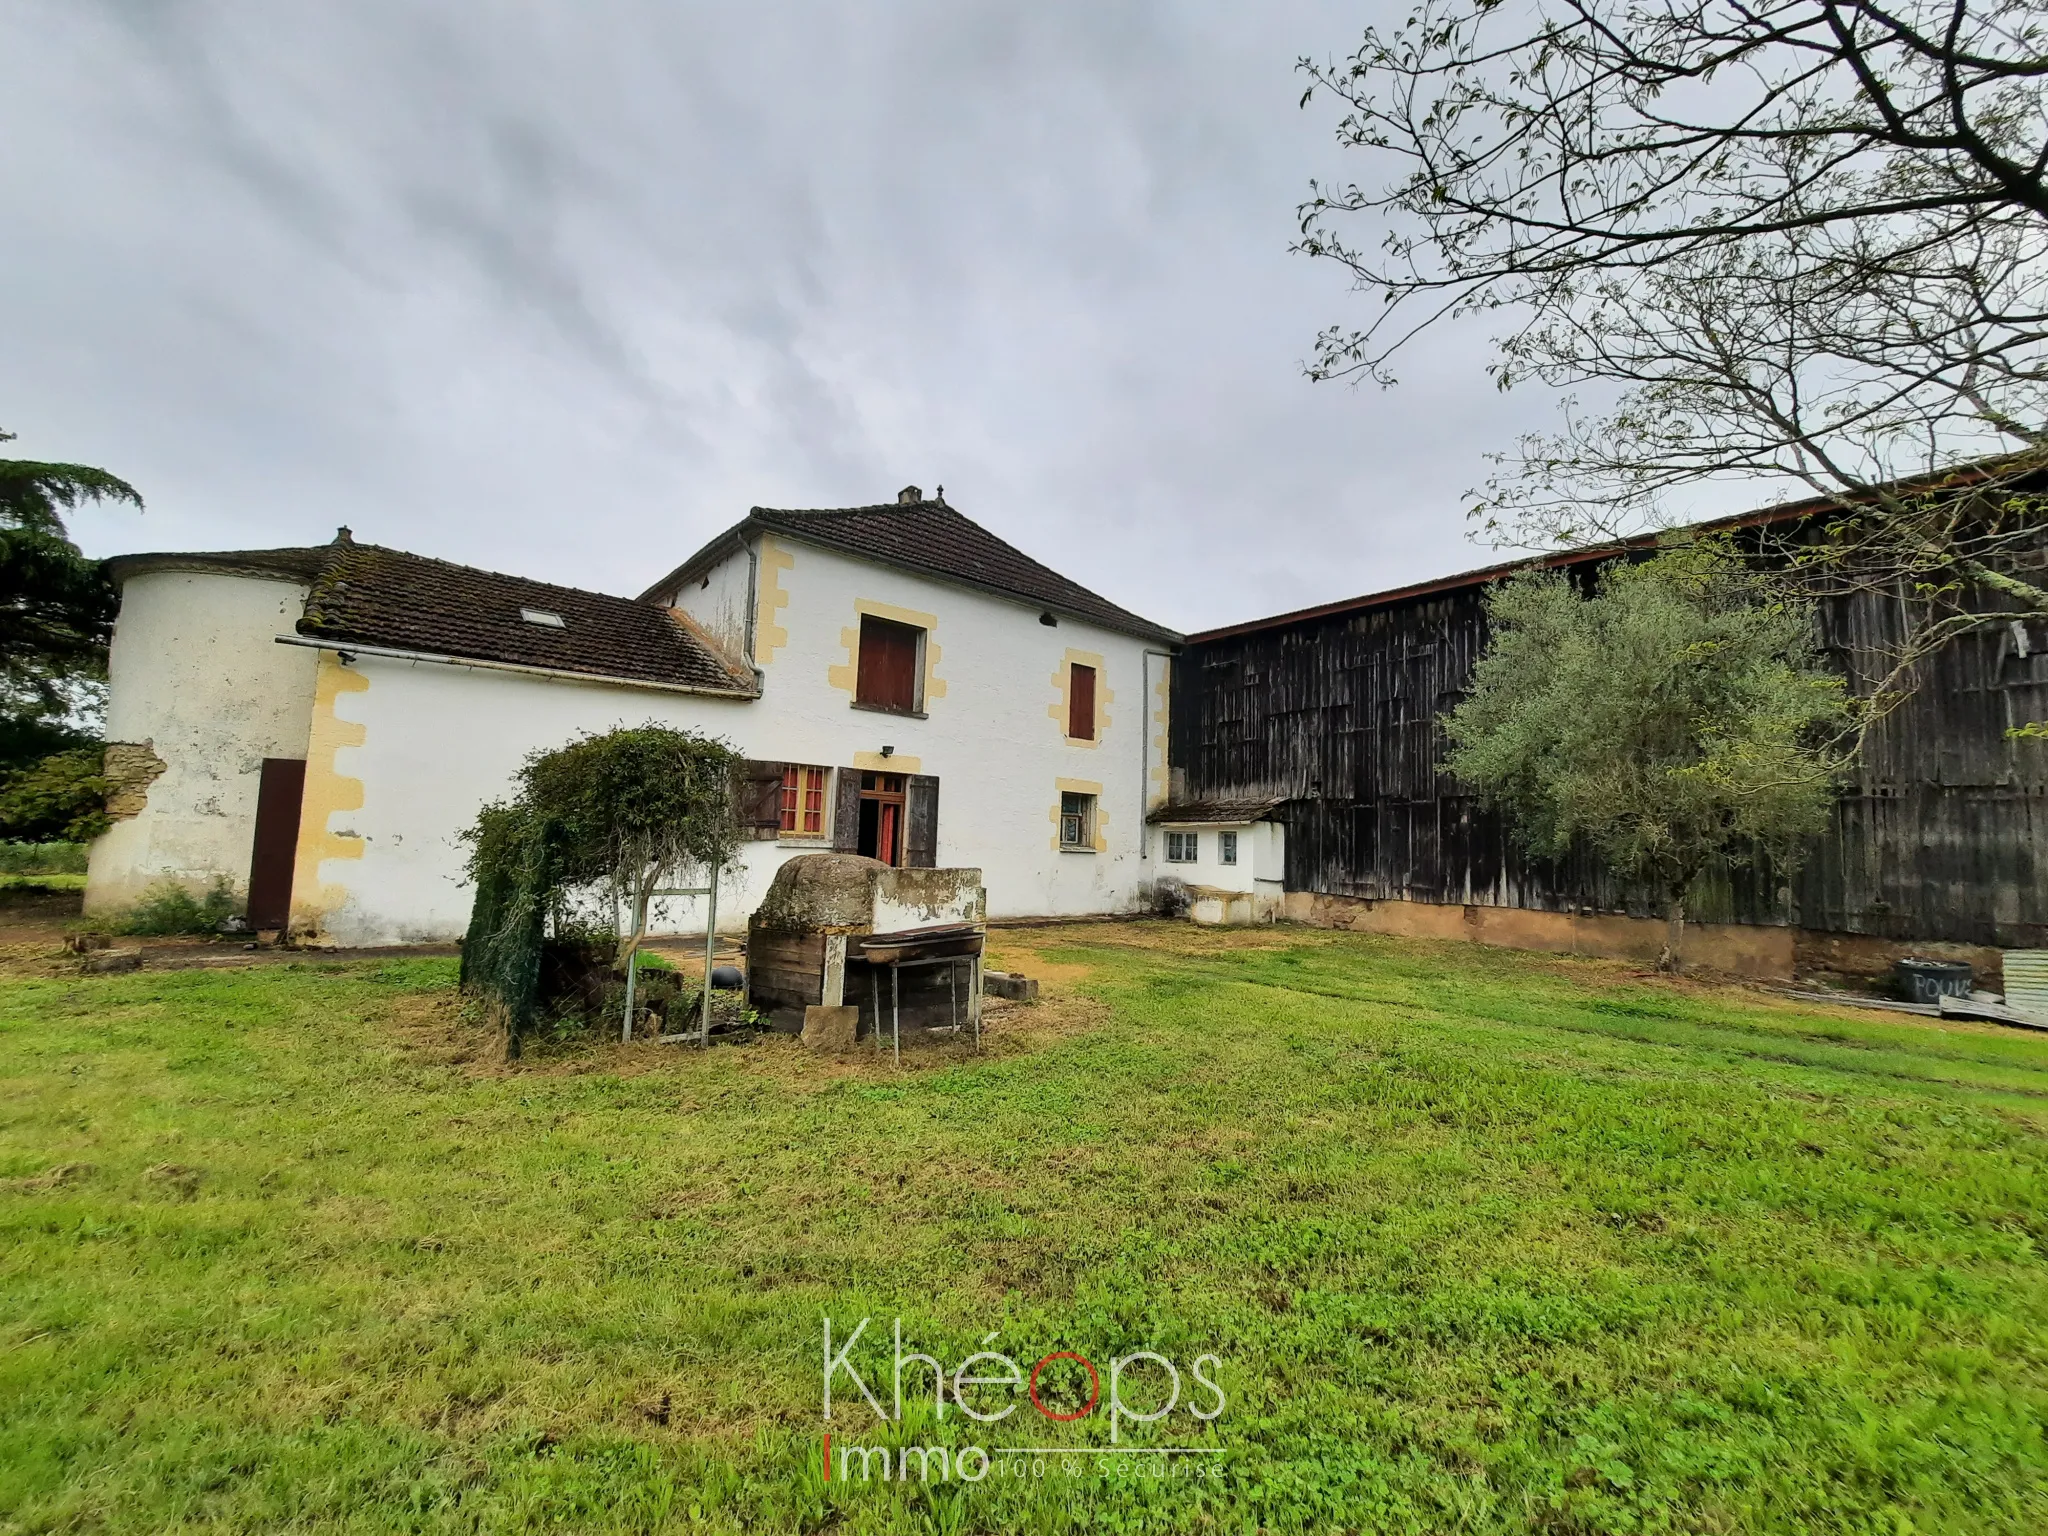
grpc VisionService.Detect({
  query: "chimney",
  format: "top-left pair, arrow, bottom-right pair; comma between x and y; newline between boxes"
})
897,485 -> 922,505
335,526 -> 353,543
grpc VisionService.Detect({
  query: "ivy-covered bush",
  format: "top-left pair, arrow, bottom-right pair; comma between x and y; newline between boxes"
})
460,725 -> 742,1055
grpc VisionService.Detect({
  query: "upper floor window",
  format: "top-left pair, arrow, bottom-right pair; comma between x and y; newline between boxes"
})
857,615 -> 923,714
1068,663 -> 1097,740
780,764 -> 828,837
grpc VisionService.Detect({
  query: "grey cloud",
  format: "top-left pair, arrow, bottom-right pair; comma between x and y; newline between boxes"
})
9,0 -> 1556,632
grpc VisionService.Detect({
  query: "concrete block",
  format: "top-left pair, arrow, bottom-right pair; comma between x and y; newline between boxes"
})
983,970 -> 1039,1001
80,948 -> 143,975
801,1004 -> 860,1051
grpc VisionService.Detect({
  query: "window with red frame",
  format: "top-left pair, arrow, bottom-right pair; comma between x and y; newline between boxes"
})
780,764 -> 829,836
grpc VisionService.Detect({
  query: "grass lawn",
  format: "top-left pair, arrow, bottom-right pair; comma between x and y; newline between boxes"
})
4,923 -> 2047,1533
0,873 -> 85,892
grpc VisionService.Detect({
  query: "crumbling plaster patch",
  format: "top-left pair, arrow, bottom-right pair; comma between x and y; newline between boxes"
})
102,741 -> 167,820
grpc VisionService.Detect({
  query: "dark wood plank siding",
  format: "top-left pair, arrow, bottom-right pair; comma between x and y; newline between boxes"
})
1173,563 -> 2048,947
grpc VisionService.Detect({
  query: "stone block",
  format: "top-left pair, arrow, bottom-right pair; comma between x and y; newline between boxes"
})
983,970 -> 1039,1002
801,1004 -> 860,1050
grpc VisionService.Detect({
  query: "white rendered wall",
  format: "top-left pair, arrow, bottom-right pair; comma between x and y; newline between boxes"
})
664,544 -> 754,663
297,538 -> 1169,944
85,571 -> 318,911
1152,821 -> 1286,926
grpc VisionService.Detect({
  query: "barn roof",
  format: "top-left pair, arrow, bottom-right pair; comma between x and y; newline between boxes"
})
643,492 -> 1182,645
1186,456 -> 2040,644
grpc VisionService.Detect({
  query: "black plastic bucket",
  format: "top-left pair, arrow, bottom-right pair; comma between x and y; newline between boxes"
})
1895,958 -> 1974,1005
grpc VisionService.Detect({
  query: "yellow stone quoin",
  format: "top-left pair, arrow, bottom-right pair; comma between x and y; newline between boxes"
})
288,650 -> 369,936
828,599 -> 947,706
753,537 -> 795,664
1148,656 -> 1171,810
1049,648 -> 1112,746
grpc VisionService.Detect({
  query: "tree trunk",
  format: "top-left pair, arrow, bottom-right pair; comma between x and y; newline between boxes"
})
1657,892 -> 1687,973
613,866 -> 655,973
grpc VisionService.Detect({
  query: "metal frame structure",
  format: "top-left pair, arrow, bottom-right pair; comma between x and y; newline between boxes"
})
864,950 -> 983,1067
618,863 -> 724,1048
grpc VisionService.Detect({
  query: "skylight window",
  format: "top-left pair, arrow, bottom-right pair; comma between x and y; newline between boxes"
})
520,608 -> 566,628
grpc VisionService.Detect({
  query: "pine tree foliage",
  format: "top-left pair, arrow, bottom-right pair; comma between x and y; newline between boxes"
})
0,429 -> 142,773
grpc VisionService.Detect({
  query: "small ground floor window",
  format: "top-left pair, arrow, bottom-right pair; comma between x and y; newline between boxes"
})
1060,792 -> 1096,850
1219,831 -> 1238,865
780,764 -> 829,836
1164,830 -> 1198,863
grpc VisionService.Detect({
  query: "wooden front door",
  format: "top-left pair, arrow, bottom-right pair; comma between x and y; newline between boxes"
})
245,757 -> 306,931
857,772 -> 906,865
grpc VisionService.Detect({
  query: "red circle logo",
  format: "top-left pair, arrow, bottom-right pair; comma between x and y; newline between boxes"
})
1027,1352 -> 1100,1421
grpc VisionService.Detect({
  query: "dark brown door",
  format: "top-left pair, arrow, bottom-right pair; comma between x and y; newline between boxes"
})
831,767 -> 862,851
246,758 -> 306,930
856,617 -> 921,712
904,775 -> 939,867
1068,663 -> 1097,739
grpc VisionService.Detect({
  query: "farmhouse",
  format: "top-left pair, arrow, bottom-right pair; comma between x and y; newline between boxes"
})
85,489 -> 1178,945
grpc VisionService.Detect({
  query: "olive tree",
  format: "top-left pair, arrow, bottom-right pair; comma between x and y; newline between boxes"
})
1444,542 -> 1851,968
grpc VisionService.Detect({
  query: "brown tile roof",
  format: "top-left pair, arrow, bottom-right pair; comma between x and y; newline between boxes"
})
106,545 -> 336,584
110,537 -> 757,695
1146,795 -> 1286,825
643,495 -> 1181,644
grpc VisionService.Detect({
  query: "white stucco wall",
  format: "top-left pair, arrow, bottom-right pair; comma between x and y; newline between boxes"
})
663,542 -> 754,663
288,535 -> 1174,945
85,571 -> 319,911
1152,820 -> 1286,925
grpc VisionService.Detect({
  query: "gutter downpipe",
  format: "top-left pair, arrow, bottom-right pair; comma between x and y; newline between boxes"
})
1141,648 -> 1175,861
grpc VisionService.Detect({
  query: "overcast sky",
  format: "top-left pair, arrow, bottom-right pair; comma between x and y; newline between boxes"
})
6,0 -> 1562,635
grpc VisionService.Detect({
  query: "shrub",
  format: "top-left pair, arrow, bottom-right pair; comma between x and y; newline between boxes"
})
0,750 -> 110,843
1137,876 -> 1193,919
0,840 -> 88,874
111,880 -> 240,936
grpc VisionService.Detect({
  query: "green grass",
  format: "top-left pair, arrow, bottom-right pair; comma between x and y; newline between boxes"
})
4,924 -> 2047,1533
0,872 -> 85,892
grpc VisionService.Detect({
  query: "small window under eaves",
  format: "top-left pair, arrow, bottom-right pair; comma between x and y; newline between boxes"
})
520,608 -> 566,628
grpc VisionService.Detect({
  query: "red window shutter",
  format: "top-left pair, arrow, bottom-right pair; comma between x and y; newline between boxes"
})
1069,664 -> 1096,740
856,617 -> 921,712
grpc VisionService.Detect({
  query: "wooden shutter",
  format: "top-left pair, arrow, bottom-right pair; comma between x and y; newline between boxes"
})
1068,663 -> 1096,740
737,760 -> 786,840
831,767 -> 862,851
904,775 -> 939,867
856,617 -> 921,711
245,757 -> 306,931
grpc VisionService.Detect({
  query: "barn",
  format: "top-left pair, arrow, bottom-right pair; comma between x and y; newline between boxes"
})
1164,492 -> 2047,984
